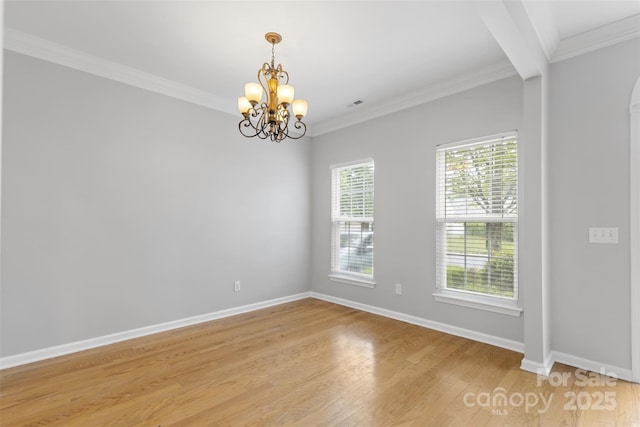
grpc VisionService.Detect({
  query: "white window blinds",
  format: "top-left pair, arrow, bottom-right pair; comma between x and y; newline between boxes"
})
331,160 -> 375,279
436,134 -> 518,299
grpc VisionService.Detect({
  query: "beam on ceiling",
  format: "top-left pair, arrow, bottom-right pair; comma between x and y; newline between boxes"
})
521,0 -> 560,62
476,0 -> 549,80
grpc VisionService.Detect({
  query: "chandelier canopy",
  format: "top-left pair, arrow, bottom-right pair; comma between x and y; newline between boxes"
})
237,32 -> 308,143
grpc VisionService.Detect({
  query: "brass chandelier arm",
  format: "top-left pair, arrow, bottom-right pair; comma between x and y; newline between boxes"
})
259,65 -> 289,86
275,119 -> 306,141
239,105 -> 307,143
239,105 -> 268,138
288,120 -> 307,139
239,117 -> 268,139
278,69 -> 289,85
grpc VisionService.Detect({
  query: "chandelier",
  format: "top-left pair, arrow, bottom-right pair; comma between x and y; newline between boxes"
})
237,32 -> 308,142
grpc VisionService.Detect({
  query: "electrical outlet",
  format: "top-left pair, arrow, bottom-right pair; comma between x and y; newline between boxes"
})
395,283 -> 402,295
234,280 -> 241,291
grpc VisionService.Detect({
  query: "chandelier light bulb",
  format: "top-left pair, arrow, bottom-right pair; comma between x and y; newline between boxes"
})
277,85 -> 295,106
292,99 -> 308,119
238,96 -> 252,115
244,83 -> 263,105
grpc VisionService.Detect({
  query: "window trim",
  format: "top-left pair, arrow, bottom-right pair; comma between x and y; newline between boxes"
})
432,289 -> 523,316
329,273 -> 376,288
433,132 -> 522,315
329,158 -> 375,287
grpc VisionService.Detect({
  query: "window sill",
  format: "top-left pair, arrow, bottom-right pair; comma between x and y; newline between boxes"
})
433,290 -> 523,317
329,273 -> 376,288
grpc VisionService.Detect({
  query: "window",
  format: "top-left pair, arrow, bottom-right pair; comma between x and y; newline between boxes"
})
435,133 -> 520,313
330,159 -> 375,286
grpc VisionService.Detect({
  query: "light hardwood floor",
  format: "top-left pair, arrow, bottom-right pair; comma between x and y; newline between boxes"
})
1,298 -> 638,426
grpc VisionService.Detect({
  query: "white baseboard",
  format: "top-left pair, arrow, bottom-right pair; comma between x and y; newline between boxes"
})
521,353 -> 554,376
0,292 -> 311,370
551,350 -> 634,383
312,292 -> 639,382
310,292 -> 525,353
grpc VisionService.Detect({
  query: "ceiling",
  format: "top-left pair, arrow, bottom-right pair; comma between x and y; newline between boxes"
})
5,1 -> 640,136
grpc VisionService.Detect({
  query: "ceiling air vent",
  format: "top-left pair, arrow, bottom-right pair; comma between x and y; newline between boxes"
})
347,99 -> 365,108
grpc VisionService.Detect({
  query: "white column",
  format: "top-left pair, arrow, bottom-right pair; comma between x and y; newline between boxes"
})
1,0 -> 5,290
519,75 -> 552,375
630,76 -> 640,383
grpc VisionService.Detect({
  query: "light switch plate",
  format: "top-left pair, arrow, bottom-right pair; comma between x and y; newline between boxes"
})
589,227 -> 619,244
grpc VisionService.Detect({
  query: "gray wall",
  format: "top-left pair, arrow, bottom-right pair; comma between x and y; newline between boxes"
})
1,52 -> 311,357
3,36 -> 638,372
549,37 -> 640,369
310,76 -> 525,343
308,37 -> 640,370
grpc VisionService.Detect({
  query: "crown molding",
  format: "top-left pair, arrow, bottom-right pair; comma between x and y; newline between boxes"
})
309,60 -> 517,137
5,13 -> 639,137
4,28 -> 236,115
551,14 -> 640,63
